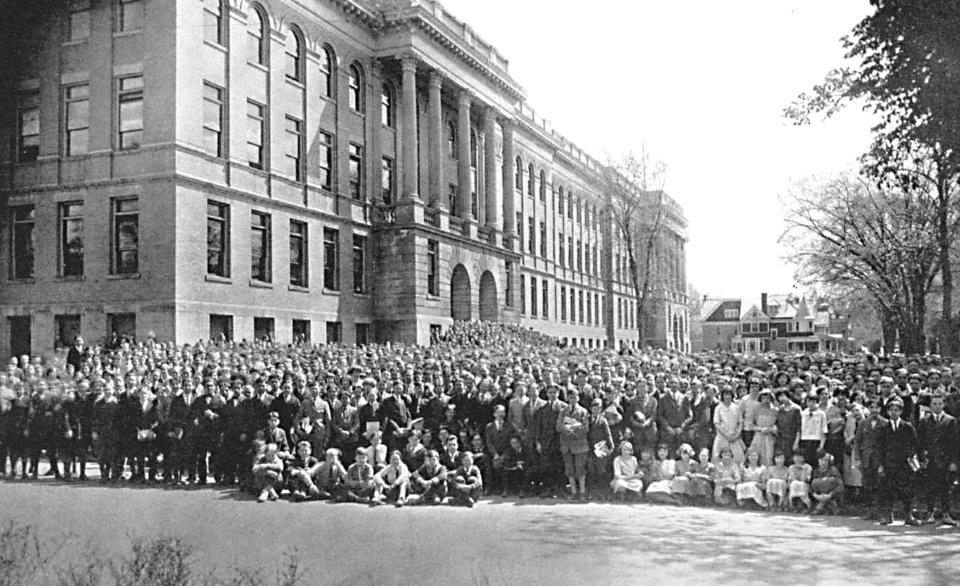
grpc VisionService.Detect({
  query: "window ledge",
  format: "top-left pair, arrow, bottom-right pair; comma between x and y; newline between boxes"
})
247,61 -> 269,73
205,274 -> 232,284
113,30 -> 142,39
107,273 -> 141,280
322,288 -> 341,295
249,279 -> 273,289
7,278 -> 36,285
353,291 -> 371,298
203,40 -> 227,54
288,284 -> 310,293
61,39 -> 87,47
285,77 -> 306,90
55,276 -> 86,282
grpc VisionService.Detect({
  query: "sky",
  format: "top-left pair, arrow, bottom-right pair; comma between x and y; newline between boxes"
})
440,0 -> 878,299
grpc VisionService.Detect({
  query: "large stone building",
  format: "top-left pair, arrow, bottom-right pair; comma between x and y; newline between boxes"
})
0,0 -> 688,357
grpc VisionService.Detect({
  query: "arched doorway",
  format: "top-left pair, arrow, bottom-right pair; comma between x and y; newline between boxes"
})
479,270 -> 498,322
451,264 -> 471,321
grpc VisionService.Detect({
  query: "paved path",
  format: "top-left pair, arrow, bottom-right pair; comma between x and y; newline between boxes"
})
1,479 -> 959,585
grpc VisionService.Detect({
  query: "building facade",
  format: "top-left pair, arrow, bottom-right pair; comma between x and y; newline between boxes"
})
0,0 -> 688,357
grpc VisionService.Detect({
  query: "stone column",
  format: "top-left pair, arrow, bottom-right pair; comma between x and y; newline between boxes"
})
483,107 -> 501,230
457,90 -> 472,220
501,118 -> 516,240
427,71 -> 444,209
400,56 -> 419,201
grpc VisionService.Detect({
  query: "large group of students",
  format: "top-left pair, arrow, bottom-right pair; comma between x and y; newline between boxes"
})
1,321 -> 958,526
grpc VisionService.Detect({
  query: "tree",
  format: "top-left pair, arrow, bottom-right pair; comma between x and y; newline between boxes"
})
781,173 -> 943,355
784,0 -> 960,354
603,151 -> 669,346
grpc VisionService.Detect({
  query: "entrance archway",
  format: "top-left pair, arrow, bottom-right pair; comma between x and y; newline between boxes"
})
479,270 -> 498,322
451,264 -> 472,321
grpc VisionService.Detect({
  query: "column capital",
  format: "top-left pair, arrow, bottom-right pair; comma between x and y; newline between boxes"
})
399,53 -> 418,72
428,69 -> 443,89
458,88 -> 473,106
500,116 -> 516,132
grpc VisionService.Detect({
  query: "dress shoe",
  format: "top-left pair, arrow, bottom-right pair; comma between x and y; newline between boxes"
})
925,512 -> 938,525
941,514 -> 958,527
905,515 -> 923,527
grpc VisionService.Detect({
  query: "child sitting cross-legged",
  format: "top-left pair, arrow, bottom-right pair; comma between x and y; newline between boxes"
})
374,450 -> 410,507
252,443 -> 284,503
286,441 -> 322,501
610,441 -> 644,501
787,450 -> 813,512
315,447 -> 348,500
764,451 -> 790,512
810,451 -> 844,515
407,449 -> 448,505
344,447 -> 377,504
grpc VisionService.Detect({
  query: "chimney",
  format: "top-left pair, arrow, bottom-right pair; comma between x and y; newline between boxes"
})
761,292 -> 768,315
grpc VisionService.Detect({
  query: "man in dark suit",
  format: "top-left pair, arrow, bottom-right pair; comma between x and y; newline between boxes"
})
657,381 -> 691,454
877,397 -> 921,526
484,405 -> 512,495
918,391 -> 959,525
855,398 -> 887,520
533,383 -> 566,498
381,381 -> 411,453
66,336 -> 86,373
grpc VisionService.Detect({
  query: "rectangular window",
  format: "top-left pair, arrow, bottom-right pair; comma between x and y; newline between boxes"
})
59,202 -> 84,277
203,82 -> 223,157
530,277 -> 537,317
323,227 -> 339,291
318,130 -> 333,189
577,240 -> 583,272
578,291 -> 585,324
381,88 -> 393,127
570,289 -> 576,323
112,198 -> 139,274
69,7 -> 90,41
352,234 -> 367,294
448,184 -> 458,214
55,314 -> 81,349
349,143 -> 363,200
17,102 -> 39,163
289,220 -> 307,287
118,75 -> 143,150
516,212 -> 523,250
250,211 -> 271,282
542,279 -> 549,319
10,206 -> 35,280
559,235 -> 565,268
210,314 -> 233,341
65,84 -> 90,156
381,156 -> 394,205
427,240 -> 439,296
520,275 -> 526,315
292,319 -> 311,344
202,0 -> 222,45
724,308 -> 738,319
253,317 -> 274,342
326,321 -> 342,344
586,293 -> 592,325
246,101 -> 264,170
595,293 -> 600,325
118,0 -> 143,32
285,116 -> 302,181
560,286 -> 567,321
568,236 -> 574,268
356,323 -> 370,345
528,217 -> 535,255
539,222 -> 547,258
207,201 -> 229,277
505,261 -> 513,307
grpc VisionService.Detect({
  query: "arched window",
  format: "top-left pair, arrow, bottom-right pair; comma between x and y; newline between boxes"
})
284,25 -> 303,81
348,63 -> 363,112
247,4 -> 267,66
319,46 -> 334,98
447,121 -> 457,158
380,83 -> 393,127
539,170 -> 546,201
527,163 -> 534,195
558,186 -> 565,215
514,156 -> 523,190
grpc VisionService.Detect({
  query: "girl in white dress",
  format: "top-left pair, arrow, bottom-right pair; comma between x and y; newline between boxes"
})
712,386 -> 745,465
735,449 -> 767,508
646,444 -> 677,503
765,451 -> 790,511
611,441 -> 644,499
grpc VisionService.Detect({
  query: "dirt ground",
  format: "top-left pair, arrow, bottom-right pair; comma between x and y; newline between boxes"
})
1,477 -> 959,586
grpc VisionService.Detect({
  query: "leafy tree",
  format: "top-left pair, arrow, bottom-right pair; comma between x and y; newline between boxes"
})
603,151 -> 669,346
781,173 -> 943,354
784,0 -> 960,353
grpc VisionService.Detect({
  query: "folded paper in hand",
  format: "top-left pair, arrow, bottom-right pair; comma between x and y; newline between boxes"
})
594,441 -> 612,458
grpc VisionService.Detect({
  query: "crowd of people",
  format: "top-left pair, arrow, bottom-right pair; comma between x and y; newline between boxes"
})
0,321 -> 958,525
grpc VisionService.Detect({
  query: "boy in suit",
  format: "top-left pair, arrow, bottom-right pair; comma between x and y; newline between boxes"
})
877,398 -> 921,526
917,391 -> 959,525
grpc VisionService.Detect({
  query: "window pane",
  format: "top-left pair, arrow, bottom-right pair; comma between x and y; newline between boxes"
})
70,10 -> 90,41
120,99 -> 143,132
120,0 -> 143,31
67,100 -> 88,130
